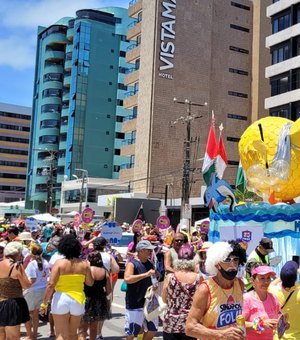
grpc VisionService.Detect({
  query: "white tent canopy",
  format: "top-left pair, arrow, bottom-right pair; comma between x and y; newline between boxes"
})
27,213 -> 61,223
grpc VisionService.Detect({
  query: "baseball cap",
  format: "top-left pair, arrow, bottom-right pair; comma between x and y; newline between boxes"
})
136,240 -> 156,251
259,237 -> 274,253
251,265 -> 276,277
280,261 -> 298,288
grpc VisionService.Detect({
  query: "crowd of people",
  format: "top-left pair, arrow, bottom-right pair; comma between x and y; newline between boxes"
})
0,219 -> 299,340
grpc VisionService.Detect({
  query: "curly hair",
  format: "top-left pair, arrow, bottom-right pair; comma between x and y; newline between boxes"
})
88,250 -> 104,268
57,234 -> 81,259
205,240 -> 247,276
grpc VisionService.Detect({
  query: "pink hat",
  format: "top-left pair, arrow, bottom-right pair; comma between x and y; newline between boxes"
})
251,265 -> 276,277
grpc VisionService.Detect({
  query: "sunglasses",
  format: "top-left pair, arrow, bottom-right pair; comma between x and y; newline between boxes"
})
222,256 -> 239,263
174,239 -> 184,243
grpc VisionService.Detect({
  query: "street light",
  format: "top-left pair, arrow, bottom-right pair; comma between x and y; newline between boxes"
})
74,168 -> 88,214
173,98 -> 208,230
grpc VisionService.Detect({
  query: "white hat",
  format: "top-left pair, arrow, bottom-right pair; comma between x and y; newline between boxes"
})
19,231 -> 33,241
4,242 -> 23,257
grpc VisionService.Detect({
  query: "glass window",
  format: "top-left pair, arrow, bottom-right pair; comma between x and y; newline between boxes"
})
272,12 -> 290,33
271,73 -> 289,96
40,119 -> 60,128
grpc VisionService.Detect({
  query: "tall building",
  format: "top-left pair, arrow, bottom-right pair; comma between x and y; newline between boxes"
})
0,102 -> 31,203
265,0 -> 300,119
26,7 -> 133,213
120,0 -> 271,220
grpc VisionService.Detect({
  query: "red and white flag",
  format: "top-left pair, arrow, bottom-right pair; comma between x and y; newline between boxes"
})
202,112 -> 218,185
216,123 -> 228,179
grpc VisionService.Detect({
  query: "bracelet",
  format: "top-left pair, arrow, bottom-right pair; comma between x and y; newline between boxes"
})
40,303 -> 48,309
253,316 -> 265,333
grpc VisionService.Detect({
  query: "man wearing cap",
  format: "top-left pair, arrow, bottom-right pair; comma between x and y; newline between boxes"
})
269,260 -> 300,339
124,240 -> 158,340
244,237 -> 275,291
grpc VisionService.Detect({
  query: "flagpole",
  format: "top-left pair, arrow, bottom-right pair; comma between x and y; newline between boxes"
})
173,98 -> 208,233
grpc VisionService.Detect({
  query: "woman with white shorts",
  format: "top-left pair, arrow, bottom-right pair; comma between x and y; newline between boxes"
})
40,235 -> 94,340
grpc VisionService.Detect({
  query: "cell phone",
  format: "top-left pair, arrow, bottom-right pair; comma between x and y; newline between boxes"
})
292,255 -> 299,266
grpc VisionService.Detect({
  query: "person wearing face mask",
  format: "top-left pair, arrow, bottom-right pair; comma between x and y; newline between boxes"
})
244,237 -> 274,292
186,240 -> 246,340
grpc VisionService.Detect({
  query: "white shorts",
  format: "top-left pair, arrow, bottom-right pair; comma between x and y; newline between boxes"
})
125,308 -> 158,336
51,292 -> 85,316
24,288 -> 45,311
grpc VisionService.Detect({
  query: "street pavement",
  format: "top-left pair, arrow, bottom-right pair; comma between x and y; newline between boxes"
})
21,279 -> 163,339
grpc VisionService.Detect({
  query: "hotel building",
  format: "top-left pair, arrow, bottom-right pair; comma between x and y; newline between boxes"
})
26,7 -> 134,213
120,0 -> 271,220
265,0 -> 300,119
0,102 -> 31,203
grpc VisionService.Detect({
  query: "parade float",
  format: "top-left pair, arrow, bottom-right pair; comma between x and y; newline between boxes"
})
204,116 -> 300,272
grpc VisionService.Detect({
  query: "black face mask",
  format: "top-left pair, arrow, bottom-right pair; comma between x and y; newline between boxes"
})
219,266 -> 238,281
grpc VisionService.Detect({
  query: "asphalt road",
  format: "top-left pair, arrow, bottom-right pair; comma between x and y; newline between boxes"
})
21,279 -> 163,339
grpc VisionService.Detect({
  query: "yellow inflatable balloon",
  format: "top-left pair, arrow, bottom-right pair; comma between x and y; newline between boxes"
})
239,116 -> 300,201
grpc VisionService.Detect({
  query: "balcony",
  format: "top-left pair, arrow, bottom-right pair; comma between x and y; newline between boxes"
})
124,90 -> 138,109
126,44 -> 141,63
64,59 -> 72,72
128,0 -> 142,18
63,74 -> 71,88
67,27 -> 74,42
44,50 -> 65,61
127,20 -> 142,40
125,68 -> 139,86
122,118 -> 137,133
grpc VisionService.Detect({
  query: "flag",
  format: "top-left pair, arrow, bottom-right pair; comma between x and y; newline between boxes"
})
215,123 -> 228,179
235,160 -> 246,193
202,112 -> 218,185
134,203 -> 145,222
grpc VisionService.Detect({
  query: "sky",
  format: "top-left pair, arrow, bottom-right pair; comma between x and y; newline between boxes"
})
0,0 -> 128,108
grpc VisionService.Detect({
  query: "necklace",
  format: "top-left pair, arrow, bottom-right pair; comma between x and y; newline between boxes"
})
220,282 -> 235,300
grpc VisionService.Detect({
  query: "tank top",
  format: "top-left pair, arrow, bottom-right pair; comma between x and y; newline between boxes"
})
55,274 -> 85,304
100,252 -> 111,272
201,277 -> 243,330
0,264 -> 23,301
125,259 -> 153,309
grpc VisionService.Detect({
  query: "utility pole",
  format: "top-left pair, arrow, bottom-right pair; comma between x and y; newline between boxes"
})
74,168 -> 88,214
173,98 -> 207,230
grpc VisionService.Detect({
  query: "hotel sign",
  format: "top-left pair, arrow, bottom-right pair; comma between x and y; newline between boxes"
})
159,0 -> 176,80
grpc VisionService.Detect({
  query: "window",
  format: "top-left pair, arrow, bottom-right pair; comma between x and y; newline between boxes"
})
270,73 -> 289,96
228,91 -> 248,98
230,24 -> 250,33
108,98 -> 112,102
227,137 -> 240,142
116,132 -> 125,139
105,147 -> 109,151
272,43 -> 290,64
272,11 -> 291,33
116,116 -> 123,122
228,160 -> 239,166
110,65 -> 114,69
43,73 -> 63,82
41,104 -> 61,113
117,83 -> 127,90
270,106 -> 289,118
111,49 -> 114,53
39,135 -> 59,144
104,164 -> 108,168
106,131 -> 110,135
229,68 -> 248,76
42,89 -> 62,98
227,113 -> 247,120
109,82 -> 113,85
229,46 -> 249,54
114,149 -> 120,155
119,67 -> 128,74
117,99 -> 123,106
292,68 -> 300,91
107,114 -> 111,118
120,50 -> 126,57
113,165 -> 120,172
231,1 -> 250,10
40,119 -> 60,128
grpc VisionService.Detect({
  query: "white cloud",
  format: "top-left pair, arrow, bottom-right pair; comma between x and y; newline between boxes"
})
0,0 -> 106,29
0,0 -> 128,70
0,35 -> 37,70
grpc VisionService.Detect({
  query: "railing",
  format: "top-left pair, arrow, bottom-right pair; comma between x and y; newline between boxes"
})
123,112 -> 138,121
127,43 -> 137,51
122,138 -> 136,145
120,163 -> 135,170
124,89 -> 139,98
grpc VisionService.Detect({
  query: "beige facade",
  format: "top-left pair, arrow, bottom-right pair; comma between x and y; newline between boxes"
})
121,0 -> 270,203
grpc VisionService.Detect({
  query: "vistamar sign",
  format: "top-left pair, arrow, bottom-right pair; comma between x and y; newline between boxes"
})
159,0 -> 176,80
